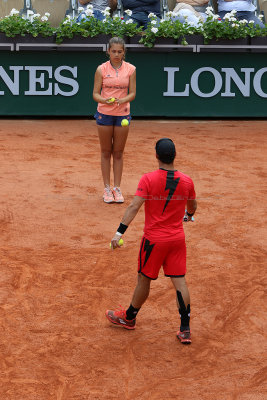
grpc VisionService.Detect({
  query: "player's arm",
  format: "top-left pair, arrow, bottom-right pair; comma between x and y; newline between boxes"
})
186,199 -> 197,221
116,70 -> 136,105
121,195 -> 145,226
111,195 -> 145,249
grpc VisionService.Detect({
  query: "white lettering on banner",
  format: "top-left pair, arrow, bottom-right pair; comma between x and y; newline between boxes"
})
0,66 -> 79,96
0,66 -> 23,95
221,68 -> 254,97
54,66 -> 79,97
253,67 -> 267,98
191,67 -> 222,97
163,67 -> 189,96
25,66 -> 53,95
164,67 -> 267,98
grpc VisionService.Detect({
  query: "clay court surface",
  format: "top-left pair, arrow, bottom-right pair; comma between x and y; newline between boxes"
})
0,119 -> 266,400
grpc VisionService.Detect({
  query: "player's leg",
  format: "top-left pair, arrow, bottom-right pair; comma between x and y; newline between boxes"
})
112,124 -> 129,201
171,276 -> 191,344
97,124 -> 114,202
130,274 -> 151,310
171,276 -> 190,329
105,237 -> 162,329
163,239 -> 191,343
105,273 -> 151,329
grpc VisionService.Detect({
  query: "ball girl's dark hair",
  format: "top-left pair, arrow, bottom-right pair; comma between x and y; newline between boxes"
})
107,37 -> 126,54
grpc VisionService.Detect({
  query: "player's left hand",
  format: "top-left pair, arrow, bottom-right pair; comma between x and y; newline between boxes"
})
110,234 -> 122,250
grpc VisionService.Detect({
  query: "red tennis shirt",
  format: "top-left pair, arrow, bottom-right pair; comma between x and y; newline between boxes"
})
135,168 -> 196,241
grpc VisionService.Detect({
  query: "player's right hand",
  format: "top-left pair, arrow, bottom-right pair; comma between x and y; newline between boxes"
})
110,234 -> 122,250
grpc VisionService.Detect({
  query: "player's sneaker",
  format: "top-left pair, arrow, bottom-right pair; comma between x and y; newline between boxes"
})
177,330 -> 191,344
105,307 -> 136,330
103,187 -> 114,203
112,187 -> 124,203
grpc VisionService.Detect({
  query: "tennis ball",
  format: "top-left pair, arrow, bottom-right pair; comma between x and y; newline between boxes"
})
107,97 -> 115,103
121,119 -> 129,127
110,238 -> 124,248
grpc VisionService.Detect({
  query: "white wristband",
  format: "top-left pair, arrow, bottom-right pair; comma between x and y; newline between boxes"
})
116,231 -> 123,237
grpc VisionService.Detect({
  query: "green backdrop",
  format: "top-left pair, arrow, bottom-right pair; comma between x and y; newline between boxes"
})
0,51 -> 267,117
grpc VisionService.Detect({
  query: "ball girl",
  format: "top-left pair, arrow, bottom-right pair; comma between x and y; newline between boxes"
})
93,37 -> 136,203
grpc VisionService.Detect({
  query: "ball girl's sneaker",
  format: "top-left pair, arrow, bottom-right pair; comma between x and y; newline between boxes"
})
112,187 -> 124,203
103,187 -> 114,203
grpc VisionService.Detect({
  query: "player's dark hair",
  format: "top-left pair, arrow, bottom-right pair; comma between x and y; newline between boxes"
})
155,138 -> 176,164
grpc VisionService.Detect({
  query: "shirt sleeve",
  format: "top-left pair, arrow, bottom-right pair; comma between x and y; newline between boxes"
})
128,63 -> 136,77
135,174 -> 149,199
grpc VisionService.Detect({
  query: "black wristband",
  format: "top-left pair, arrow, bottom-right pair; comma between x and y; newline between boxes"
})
186,211 -> 195,217
117,223 -> 128,235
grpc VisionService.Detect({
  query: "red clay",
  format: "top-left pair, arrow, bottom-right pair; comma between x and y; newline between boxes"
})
0,119 -> 266,400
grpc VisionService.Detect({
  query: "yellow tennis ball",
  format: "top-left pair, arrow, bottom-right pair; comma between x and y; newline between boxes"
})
121,119 -> 129,127
109,238 -> 124,248
108,97 -> 115,103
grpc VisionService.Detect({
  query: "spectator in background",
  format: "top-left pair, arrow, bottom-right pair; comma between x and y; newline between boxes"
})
174,0 -> 209,14
172,2 -> 207,26
122,0 -> 161,29
77,0 -> 118,21
217,0 -> 265,27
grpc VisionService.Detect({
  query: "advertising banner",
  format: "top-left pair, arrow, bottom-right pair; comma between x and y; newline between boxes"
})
0,51 -> 267,117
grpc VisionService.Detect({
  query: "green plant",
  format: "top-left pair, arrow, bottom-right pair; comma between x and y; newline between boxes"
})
140,12 -> 201,47
101,15 -> 143,38
55,15 -> 104,43
202,8 -> 267,43
55,7 -> 143,44
1,6 -> 267,46
246,19 -> 267,38
0,9 -> 54,38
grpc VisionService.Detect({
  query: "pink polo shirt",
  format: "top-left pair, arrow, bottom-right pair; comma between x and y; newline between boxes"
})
98,60 -> 136,116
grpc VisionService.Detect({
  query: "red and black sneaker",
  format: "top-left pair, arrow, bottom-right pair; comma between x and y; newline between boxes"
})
105,307 -> 136,330
177,330 -> 191,344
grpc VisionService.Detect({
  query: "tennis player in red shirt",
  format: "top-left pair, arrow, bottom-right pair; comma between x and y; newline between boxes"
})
105,138 -> 197,344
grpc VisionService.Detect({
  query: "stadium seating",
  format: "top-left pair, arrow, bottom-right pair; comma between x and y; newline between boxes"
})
0,0 -> 22,18
19,0 -> 36,17
0,0 -> 69,26
31,0 -> 69,26
259,0 -> 267,20
65,0 -> 79,19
